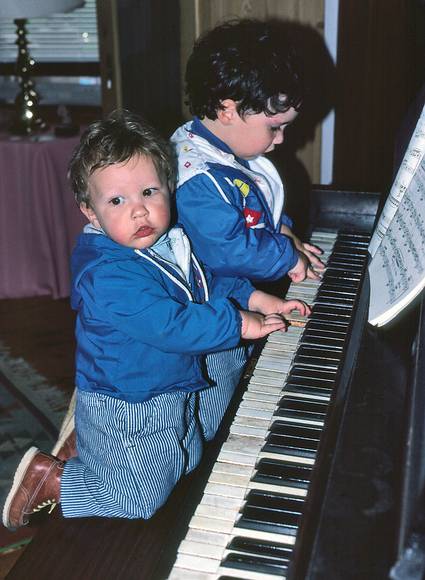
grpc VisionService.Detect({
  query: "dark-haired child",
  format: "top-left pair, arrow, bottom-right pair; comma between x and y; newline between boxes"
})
171,18 -> 324,440
3,110 -> 309,528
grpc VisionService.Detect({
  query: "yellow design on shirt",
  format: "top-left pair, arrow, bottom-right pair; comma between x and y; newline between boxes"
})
233,179 -> 250,197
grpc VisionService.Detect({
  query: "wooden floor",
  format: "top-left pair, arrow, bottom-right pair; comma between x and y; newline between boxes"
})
0,296 -> 76,398
0,296 -> 76,578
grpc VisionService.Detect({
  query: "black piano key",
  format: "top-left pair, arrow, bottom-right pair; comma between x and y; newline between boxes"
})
313,294 -> 355,309
326,256 -> 365,270
275,396 -> 329,422
327,256 -> 365,269
332,241 -> 369,252
289,365 -> 337,383
292,357 -> 339,372
321,275 -> 360,289
301,326 -> 348,340
253,458 -> 312,489
309,311 -> 351,327
311,304 -> 352,318
323,254 -> 363,267
301,331 -> 345,350
293,346 -> 342,370
264,421 -> 321,458
221,551 -> 289,576
304,320 -> 349,335
237,490 -> 304,536
227,536 -> 293,562
315,284 -> 358,298
286,371 -> 335,387
323,267 -> 362,281
329,240 -> 366,249
335,237 -> 370,247
295,345 -> 343,359
333,237 -> 369,251
337,231 -> 371,243
283,382 -> 333,400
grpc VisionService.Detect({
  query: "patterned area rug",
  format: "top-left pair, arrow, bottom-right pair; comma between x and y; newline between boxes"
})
0,341 -> 70,553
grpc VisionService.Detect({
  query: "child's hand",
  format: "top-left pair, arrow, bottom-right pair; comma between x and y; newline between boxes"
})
248,290 -> 311,320
281,225 -> 325,279
287,253 -> 311,283
299,241 -> 326,273
240,311 -> 286,340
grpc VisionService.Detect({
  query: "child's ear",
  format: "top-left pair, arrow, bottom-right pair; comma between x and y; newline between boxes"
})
217,99 -> 238,125
80,202 -> 100,228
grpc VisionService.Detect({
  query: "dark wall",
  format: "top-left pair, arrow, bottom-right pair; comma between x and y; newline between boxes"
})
98,0 -> 183,138
333,0 -> 425,193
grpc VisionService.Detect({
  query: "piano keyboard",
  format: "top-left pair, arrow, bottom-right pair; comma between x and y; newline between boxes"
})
168,229 -> 372,580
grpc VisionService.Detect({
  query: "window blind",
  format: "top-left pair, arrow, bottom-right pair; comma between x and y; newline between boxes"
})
0,0 -> 99,63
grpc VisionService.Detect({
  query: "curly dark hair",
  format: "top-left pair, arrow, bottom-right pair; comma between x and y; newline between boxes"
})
185,18 -> 304,120
69,109 -> 177,207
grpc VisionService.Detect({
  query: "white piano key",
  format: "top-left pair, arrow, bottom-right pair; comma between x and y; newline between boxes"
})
189,514 -> 297,546
198,491 -> 247,512
169,567 -> 216,579
216,566 -> 287,580
178,539 -> 225,560
267,329 -> 303,344
230,415 -> 271,430
235,404 -> 277,422
209,465 -> 308,498
211,461 -> 253,478
250,372 -> 287,388
255,357 -> 292,373
238,399 -> 278,413
230,422 -> 269,438
167,230 -> 355,580
202,482 -> 247,502
195,502 -> 243,522
247,379 -> 287,394
262,346 -> 299,359
219,435 -> 263,460
190,514 -> 237,535
243,390 -> 282,405
173,553 -> 220,574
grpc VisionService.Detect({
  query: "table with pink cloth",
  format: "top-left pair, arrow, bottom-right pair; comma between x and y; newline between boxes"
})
0,132 -> 88,299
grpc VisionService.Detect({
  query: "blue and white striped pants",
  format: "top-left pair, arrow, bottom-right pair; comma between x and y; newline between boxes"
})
61,389 -> 203,519
201,345 -> 248,441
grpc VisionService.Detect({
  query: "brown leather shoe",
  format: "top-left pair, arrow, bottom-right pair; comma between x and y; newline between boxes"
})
2,447 -> 64,529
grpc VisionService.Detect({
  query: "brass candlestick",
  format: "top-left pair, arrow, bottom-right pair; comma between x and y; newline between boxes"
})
10,18 -> 47,135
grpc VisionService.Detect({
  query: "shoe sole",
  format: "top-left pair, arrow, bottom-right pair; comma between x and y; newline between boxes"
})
2,446 -> 39,529
51,388 -> 76,456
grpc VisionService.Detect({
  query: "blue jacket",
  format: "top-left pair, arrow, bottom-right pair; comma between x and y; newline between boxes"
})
71,228 -> 254,403
171,119 -> 298,282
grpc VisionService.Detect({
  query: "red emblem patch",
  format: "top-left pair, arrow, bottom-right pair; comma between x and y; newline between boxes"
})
243,208 -> 261,227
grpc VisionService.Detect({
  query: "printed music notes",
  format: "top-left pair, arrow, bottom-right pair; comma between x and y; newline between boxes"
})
368,104 -> 425,326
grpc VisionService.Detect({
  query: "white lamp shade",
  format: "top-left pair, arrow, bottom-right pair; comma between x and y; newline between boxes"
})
0,0 -> 85,19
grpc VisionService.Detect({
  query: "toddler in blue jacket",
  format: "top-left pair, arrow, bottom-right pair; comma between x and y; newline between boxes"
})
172,18 -> 325,284
3,110 -> 309,527
171,18 -> 325,440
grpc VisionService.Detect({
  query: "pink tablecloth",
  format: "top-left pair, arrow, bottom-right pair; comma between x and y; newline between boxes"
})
0,133 -> 87,299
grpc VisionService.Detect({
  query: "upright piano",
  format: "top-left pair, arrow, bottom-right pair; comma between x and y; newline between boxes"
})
7,188 -> 424,580
167,187 -> 424,580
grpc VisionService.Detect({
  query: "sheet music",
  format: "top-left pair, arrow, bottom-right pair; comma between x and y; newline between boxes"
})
369,105 -> 425,257
368,104 -> 425,326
